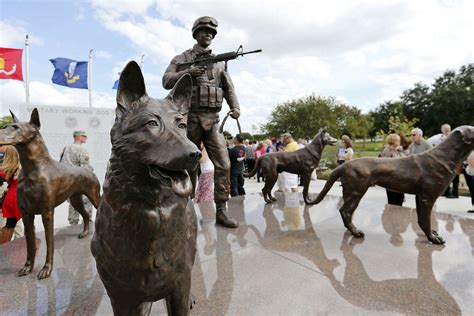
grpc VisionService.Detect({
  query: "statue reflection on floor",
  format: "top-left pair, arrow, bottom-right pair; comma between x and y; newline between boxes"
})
247,196 -> 462,315
192,198 -> 249,315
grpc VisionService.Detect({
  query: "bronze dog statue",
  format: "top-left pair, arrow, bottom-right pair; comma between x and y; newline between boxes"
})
0,109 -> 100,279
308,126 -> 474,244
91,61 -> 201,315
245,127 -> 337,203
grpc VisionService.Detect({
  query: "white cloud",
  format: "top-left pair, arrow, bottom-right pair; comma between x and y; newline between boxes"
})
3,1 -> 471,136
85,0 -> 474,133
94,50 -> 113,60
0,21 -> 43,47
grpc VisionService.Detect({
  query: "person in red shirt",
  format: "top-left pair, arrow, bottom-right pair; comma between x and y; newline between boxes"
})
1,145 -> 22,244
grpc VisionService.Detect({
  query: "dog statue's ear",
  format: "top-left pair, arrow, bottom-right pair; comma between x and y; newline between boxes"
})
10,110 -> 20,123
453,126 -> 473,145
460,126 -> 474,144
166,74 -> 192,113
29,108 -> 41,129
116,61 -> 147,109
115,103 -> 130,122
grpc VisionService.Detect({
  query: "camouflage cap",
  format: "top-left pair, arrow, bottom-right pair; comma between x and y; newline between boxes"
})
73,130 -> 87,137
281,132 -> 292,138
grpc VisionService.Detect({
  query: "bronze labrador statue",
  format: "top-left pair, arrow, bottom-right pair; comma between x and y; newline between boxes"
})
91,61 -> 201,315
0,109 -> 100,279
308,125 -> 474,244
245,127 -> 337,204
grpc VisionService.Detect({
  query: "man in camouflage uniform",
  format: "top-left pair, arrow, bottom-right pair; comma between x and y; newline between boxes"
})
60,130 -> 93,225
162,16 -> 240,228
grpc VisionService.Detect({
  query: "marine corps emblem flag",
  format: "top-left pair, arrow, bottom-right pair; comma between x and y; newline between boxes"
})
0,48 -> 23,81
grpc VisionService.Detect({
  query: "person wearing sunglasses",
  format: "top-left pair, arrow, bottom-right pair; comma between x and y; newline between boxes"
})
408,128 -> 432,155
162,16 -> 241,228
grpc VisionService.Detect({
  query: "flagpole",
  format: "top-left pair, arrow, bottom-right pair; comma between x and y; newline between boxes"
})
25,34 -> 30,107
140,54 -> 145,69
88,49 -> 93,108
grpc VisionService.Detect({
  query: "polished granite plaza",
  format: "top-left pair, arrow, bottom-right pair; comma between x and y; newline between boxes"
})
1,189 -> 473,315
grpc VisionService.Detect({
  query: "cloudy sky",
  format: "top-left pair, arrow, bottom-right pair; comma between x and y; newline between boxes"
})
1,0 -> 473,134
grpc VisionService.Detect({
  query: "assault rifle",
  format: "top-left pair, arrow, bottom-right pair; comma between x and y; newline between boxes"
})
177,45 -> 262,79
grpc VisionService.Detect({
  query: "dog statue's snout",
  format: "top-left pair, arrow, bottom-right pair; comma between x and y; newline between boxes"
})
189,151 -> 202,162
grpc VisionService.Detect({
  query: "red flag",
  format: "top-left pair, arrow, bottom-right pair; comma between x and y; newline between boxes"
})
0,48 -> 23,81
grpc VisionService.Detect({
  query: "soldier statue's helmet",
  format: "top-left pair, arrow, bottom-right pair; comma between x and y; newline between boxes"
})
192,16 -> 218,39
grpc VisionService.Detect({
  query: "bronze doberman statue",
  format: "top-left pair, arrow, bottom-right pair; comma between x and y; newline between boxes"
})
0,109 -> 100,279
91,61 -> 201,315
308,125 -> 474,244
245,127 -> 337,203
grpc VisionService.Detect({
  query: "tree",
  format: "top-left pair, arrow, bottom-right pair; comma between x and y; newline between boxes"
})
0,115 -> 13,129
264,94 -> 370,139
237,132 -> 251,140
400,82 -> 431,124
384,115 -> 419,137
369,101 -> 403,136
424,65 -> 474,135
333,105 -> 373,139
264,95 -> 335,138
396,64 -> 473,136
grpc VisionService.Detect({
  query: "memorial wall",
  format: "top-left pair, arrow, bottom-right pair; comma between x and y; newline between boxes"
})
19,105 -> 115,184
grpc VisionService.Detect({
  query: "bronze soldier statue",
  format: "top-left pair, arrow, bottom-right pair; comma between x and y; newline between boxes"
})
163,16 -> 240,228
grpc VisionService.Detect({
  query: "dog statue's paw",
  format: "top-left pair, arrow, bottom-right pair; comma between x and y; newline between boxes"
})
78,228 -> 89,239
190,294 -> 196,310
37,264 -> 52,279
350,229 -> 365,238
17,264 -> 33,277
428,230 -> 446,245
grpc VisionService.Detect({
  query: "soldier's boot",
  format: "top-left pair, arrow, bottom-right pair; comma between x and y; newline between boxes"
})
215,202 -> 238,228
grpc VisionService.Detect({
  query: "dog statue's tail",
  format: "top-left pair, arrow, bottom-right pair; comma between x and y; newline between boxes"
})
244,158 -> 261,178
307,165 -> 344,205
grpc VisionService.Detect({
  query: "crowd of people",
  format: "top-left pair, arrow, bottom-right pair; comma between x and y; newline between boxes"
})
193,123 -> 473,214
1,123 -> 473,245
378,124 -> 474,212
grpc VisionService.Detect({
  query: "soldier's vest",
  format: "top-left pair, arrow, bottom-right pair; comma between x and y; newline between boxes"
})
180,50 -> 224,113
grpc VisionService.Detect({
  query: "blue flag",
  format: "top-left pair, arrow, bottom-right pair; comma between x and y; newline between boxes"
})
112,79 -> 119,90
50,57 -> 88,89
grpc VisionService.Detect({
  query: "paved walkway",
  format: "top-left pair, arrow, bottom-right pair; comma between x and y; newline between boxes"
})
1,177 -> 473,315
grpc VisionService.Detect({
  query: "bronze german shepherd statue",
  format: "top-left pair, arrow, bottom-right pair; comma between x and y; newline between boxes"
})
308,126 -> 474,244
91,61 -> 201,315
0,109 -> 100,279
245,127 -> 337,204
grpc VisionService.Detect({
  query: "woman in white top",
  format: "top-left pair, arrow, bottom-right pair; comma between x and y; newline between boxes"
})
193,146 -> 214,203
336,135 -> 354,165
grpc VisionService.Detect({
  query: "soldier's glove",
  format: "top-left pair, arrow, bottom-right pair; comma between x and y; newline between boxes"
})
230,108 -> 240,119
